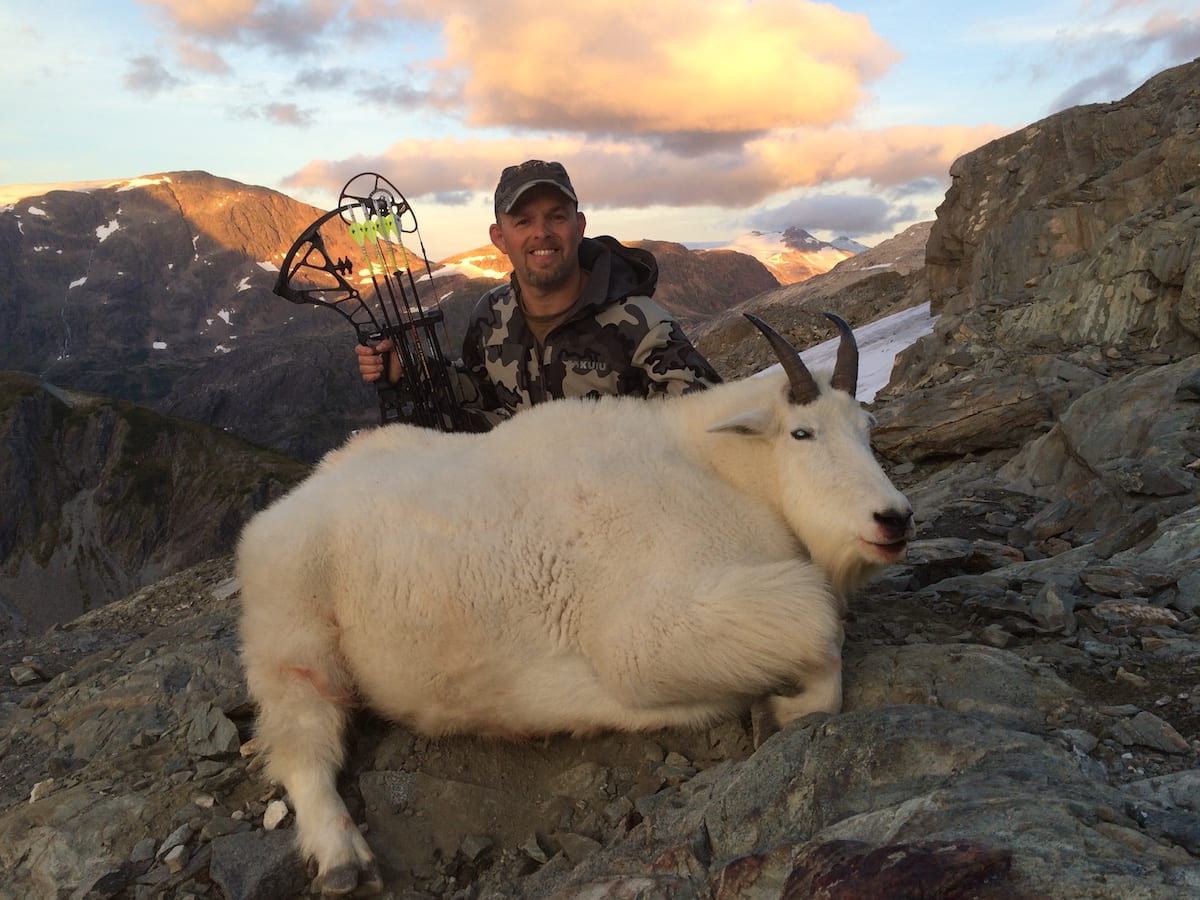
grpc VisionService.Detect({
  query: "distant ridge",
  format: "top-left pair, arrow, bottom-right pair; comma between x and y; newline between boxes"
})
703,227 -> 868,285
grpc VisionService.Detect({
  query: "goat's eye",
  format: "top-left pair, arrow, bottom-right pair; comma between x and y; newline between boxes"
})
790,428 -> 814,441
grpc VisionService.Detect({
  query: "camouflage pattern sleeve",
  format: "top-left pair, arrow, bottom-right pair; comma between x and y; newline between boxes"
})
627,302 -> 724,396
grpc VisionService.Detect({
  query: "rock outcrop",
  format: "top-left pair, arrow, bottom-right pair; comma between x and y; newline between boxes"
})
0,373 -> 306,633
881,58 -> 1200,455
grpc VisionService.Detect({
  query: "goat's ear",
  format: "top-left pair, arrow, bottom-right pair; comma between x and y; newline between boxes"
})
706,407 -> 774,437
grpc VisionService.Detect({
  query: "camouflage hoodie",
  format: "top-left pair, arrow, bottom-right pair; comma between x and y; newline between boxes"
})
453,235 -> 722,431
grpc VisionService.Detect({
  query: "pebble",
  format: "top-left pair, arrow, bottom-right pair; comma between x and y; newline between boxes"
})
157,824 -> 194,860
1059,728 -> 1100,755
978,624 -> 1013,648
28,778 -> 55,803
262,799 -> 290,831
193,792 -> 216,810
163,844 -> 190,874
519,834 -> 549,864
1080,639 -> 1122,660
1098,705 -> 1142,717
460,834 -> 493,862
1115,667 -> 1151,689
1108,711 -> 1191,754
9,664 -> 42,686
555,831 -> 602,864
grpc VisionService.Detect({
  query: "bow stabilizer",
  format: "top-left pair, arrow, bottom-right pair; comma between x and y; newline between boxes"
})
274,173 -> 472,432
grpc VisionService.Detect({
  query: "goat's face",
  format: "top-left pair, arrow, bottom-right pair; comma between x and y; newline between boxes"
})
710,314 -> 914,592
774,385 -> 911,583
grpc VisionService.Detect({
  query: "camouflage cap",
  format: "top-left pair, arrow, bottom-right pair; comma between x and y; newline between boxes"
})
494,160 -> 578,218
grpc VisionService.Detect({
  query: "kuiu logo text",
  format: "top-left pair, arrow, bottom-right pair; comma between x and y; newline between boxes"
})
568,358 -> 610,374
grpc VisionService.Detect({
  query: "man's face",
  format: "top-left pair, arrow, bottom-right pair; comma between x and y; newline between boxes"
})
490,185 -> 586,292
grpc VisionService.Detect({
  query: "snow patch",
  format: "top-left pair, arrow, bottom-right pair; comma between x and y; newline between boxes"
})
257,260 -> 280,272
115,176 -> 172,192
28,206 -> 47,217
152,341 -> 168,350
216,309 -> 233,325
436,258 -> 510,280
756,302 -> 936,404
236,277 -> 252,292
96,219 -> 119,242
69,276 -> 87,289
213,345 -> 233,354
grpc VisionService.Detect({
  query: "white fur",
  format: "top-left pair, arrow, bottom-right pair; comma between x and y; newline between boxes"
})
237,369 -> 911,893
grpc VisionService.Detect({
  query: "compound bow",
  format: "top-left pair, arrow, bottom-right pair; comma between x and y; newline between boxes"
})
273,172 -> 473,432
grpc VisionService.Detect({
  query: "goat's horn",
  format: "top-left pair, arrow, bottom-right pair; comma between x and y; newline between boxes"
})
744,313 -> 819,405
824,312 -> 859,398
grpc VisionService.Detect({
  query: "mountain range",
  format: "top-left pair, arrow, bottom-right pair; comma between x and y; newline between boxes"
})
709,227 -> 868,284
0,172 -> 874,464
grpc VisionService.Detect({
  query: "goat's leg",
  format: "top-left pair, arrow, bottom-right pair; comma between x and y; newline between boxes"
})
590,560 -> 844,717
245,655 -> 381,896
766,612 -> 844,724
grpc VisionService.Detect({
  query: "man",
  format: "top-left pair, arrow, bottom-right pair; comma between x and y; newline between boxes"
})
357,159 -> 721,430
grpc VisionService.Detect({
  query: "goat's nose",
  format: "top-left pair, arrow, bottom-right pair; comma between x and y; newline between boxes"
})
874,508 -> 914,540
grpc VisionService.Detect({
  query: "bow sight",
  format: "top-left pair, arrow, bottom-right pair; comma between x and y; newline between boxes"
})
273,172 -> 472,431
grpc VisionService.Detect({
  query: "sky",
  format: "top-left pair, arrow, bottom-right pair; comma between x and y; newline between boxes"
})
2,1 -> 1198,259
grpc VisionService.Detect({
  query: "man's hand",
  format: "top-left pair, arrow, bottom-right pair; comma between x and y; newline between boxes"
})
355,339 -> 398,384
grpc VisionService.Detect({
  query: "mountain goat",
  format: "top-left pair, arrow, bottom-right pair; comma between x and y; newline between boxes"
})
237,313 -> 913,895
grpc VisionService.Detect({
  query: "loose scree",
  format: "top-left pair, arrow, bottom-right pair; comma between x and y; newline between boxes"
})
237,313 -> 915,895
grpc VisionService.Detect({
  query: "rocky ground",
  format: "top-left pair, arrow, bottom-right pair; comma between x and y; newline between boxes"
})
1,441 -> 1197,898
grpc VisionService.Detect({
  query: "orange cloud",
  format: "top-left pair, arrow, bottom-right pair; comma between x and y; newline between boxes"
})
138,0 -> 338,53
139,0 -> 260,38
431,0 -> 900,135
753,125 -> 1009,189
283,122 -> 1008,212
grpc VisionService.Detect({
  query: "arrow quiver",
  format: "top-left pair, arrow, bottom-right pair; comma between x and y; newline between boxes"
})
273,172 -> 472,432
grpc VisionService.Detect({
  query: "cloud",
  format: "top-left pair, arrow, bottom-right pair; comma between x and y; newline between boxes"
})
1035,5 -> 1200,112
282,122 -> 1005,212
753,125 -> 1004,194
123,55 -> 184,94
430,190 -> 476,207
293,65 -> 354,90
353,80 -> 461,112
1140,11 -> 1200,60
261,102 -> 313,126
231,101 -> 314,126
1049,64 -> 1135,109
747,193 -> 917,237
174,40 -> 231,74
138,0 -> 342,56
423,0 -> 900,139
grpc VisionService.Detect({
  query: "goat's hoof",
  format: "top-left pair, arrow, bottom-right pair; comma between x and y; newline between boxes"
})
318,861 -> 383,896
